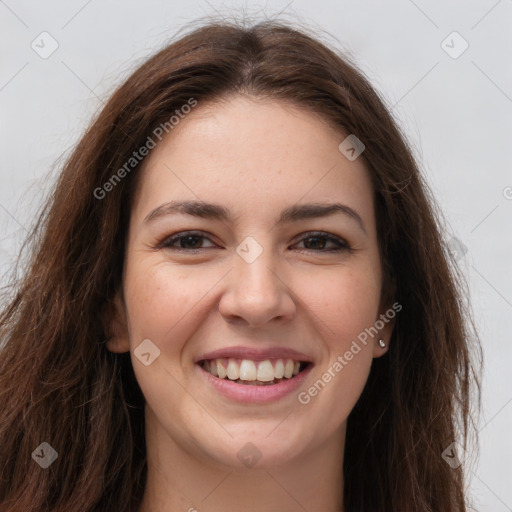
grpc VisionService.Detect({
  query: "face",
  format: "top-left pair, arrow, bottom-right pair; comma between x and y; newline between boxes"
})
107,95 -> 393,470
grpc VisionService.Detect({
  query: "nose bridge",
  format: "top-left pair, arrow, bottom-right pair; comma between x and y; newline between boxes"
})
235,237 -> 283,304
237,246 -> 278,297
218,235 -> 295,326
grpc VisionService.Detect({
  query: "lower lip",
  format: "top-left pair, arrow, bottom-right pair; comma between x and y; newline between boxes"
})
197,363 -> 313,403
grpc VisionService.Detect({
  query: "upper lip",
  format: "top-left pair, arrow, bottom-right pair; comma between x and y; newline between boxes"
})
195,346 -> 314,363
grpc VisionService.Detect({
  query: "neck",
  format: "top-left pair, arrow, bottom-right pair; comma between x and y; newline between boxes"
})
139,406 -> 345,512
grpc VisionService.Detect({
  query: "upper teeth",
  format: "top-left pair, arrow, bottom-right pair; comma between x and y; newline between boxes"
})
202,358 -> 302,381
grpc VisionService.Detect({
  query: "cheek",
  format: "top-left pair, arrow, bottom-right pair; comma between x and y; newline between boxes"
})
123,261 -> 210,343
292,265 -> 379,425
293,262 -> 382,344
122,262 -> 210,428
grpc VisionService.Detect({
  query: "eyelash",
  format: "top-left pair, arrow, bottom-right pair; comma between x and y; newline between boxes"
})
159,230 -> 352,253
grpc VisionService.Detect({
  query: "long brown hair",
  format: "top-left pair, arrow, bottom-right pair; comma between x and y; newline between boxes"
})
0,16 -> 481,512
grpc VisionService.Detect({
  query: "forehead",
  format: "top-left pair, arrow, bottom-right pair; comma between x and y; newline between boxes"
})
131,95 -> 375,231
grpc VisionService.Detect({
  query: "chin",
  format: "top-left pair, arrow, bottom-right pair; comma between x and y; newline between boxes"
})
197,426 -> 311,470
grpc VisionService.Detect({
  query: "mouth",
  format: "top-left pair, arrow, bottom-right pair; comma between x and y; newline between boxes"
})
198,357 -> 312,386
195,346 -> 314,403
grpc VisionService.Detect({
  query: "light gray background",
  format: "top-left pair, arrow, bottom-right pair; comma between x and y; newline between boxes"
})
1,1 -> 511,510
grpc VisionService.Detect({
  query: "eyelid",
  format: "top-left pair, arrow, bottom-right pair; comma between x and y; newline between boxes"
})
158,230 -> 218,251
292,231 -> 351,251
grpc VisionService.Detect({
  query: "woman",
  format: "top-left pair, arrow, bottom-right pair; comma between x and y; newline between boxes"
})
0,18 -> 481,512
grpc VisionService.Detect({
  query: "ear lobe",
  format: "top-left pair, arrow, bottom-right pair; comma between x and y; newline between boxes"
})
372,308 -> 395,358
103,292 -> 130,354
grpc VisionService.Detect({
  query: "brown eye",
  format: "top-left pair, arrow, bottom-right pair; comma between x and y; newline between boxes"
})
295,232 -> 351,252
161,231 -> 216,251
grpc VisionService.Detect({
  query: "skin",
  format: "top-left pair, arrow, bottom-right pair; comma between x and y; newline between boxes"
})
107,94 -> 394,512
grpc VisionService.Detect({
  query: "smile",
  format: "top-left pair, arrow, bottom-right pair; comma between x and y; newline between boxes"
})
199,357 -> 310,385
196,356 -> 314,403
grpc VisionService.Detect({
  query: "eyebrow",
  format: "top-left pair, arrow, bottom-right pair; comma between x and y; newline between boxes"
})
143,199 -> 367,234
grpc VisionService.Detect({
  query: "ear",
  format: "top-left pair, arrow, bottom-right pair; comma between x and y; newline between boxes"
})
371,303 -> 397,358
103,291 -> 131,354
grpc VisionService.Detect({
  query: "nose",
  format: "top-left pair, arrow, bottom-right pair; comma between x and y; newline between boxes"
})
218,246 -> 296,328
